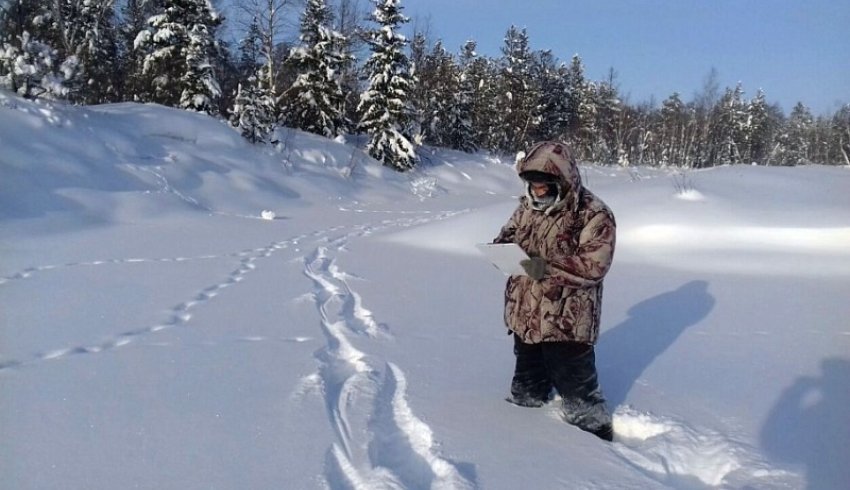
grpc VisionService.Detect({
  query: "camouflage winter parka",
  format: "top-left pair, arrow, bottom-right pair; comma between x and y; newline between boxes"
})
493,141 -> 616,344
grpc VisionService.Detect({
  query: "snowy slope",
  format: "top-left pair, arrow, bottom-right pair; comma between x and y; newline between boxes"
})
1,91 -> 849,490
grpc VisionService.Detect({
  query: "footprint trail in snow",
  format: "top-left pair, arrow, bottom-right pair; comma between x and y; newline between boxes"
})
299,214 -> 475,490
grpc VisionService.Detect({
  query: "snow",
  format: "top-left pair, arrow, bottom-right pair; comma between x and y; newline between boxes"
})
1,90 -> 849,489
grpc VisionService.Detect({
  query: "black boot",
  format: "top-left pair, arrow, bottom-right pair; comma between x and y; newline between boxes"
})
591,423 -> 614,442
543,341 -> 614,441
509,335 -> 553,407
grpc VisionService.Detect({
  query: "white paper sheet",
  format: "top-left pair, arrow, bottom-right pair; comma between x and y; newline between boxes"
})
475,243 -> 529,276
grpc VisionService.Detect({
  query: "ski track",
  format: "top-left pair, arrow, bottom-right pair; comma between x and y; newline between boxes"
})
299,212 -> 476,490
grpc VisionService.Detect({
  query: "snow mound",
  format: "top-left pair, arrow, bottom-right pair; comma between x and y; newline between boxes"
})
613,406 -> 797,487
675,189 -> 706,201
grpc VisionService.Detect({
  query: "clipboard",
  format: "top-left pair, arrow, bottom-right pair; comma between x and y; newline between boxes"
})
475,243 -> 529,276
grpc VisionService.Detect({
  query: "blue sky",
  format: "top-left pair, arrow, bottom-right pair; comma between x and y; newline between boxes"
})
396,0 -> 848,115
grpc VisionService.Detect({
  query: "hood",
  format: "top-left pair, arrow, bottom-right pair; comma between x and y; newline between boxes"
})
516,141 -> 583,214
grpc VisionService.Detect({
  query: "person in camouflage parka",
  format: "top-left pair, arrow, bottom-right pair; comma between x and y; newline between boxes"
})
493,140 -> 616,441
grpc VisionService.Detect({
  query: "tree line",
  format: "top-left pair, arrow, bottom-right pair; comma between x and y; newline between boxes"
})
2,0 -> 848,170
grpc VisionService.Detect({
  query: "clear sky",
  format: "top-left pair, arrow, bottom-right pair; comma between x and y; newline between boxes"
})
396,0 -> 849,115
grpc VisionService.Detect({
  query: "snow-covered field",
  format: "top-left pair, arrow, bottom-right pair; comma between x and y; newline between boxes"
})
1,91 -> 849,489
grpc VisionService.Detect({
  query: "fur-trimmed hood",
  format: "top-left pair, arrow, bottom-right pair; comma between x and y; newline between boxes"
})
517,141 -> 583,215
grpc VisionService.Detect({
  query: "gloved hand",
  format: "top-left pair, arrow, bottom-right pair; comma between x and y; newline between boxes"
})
520,257 -> 547,280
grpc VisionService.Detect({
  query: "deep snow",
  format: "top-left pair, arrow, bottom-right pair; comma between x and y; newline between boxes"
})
1,91 -> 849,489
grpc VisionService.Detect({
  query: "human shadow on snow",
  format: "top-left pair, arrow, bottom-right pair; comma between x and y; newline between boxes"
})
597,280 -> 715,407
760,358 -> 850,489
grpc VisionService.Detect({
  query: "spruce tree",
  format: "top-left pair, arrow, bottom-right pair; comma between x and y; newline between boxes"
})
592,70 -> 621,164
565,55 -> 596,159
708,84 -> 747,164
776,102 -> 814,165
0,1 -> 73,100
443,42 -> 477,153
230,73 -> 276,143
744,89 -> 775,164
52,0 -> 121,104
659,92 -> 689,166
281,0 -> 351,138
134,0 -> 222,114
831,104 -> 850,166
533,52 -> 570,143
416,40 -> 458,148
494,26 -> 539,154
357,0 -> 418,171
460,40 -> 497,151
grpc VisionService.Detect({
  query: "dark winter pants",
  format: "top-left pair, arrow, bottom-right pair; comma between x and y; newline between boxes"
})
510,335 -> 613,439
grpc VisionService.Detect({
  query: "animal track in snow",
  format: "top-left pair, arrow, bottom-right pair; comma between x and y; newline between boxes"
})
0,226 -> 348,372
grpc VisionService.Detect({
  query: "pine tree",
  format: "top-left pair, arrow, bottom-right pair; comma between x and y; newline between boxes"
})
357,0 -> 418,171
281,0 -> 351,138
134,0 -> 222,114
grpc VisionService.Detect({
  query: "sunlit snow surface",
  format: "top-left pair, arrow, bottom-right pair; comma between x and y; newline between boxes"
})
1,92 -> 849,489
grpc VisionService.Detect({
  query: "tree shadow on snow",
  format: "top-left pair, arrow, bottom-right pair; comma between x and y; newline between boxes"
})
597,280 -> 715,407
760,358 -> 850,489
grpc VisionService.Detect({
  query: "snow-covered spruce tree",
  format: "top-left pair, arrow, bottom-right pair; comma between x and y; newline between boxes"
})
493,25 -> 540,154
592,70 -> 622,164
743,89 -> 777,164
121,0 -> 159,101
0,1 -> 74,100
708,83 -> 747,165
134,0 -> 222,114
775,102 -> 814,165
0,31 -> 72,100
357,0 -> 418,171
281,0 -> 352,138
830,104 -> 850,166
230,73 -> 276,143
532,51 -> 570,143
658,92 -> 691,166
237,16 -> 264,80
414,40 -> 459,148
56,0 -> 121,104
333,0 -> 365,134
565,54 -> 597,160
443,42 -> 477,153
460,40 -> 497,151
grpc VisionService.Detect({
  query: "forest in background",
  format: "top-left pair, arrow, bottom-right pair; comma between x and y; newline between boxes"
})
2,0 -> 848,169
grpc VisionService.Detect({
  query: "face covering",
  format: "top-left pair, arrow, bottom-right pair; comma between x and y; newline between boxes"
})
526,182 -> 561,211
